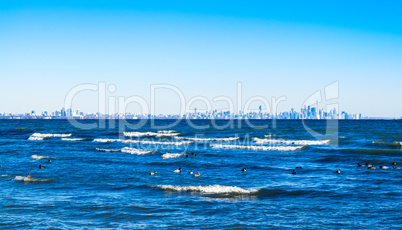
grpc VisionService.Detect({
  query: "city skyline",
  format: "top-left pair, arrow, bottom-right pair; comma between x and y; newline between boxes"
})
3,105 -> 400,120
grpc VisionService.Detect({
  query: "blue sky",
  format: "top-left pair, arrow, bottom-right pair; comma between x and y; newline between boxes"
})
0,1 -> 401,116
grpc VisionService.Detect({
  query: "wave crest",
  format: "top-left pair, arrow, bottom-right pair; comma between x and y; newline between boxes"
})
121,147 -> 154,155
211,144 -> 304,151
95,148 -> 121,152
123,130 -> 179,138
150,185 -> 259,194
31,154 -> 54,160
253,137 -> 330,145
175,136 -> 239,141
61,138 -> 87,141
13,176 -> 50,182
28,133 -> 73,140
93,138 -> 192,146
161,153 -> 184,159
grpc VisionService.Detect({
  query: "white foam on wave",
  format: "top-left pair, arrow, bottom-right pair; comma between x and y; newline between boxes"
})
121,147 -> 154,155
28,133 -> 73,140
161,152 -> 184,159
93,138 -> 120,143
1,175 -> 12,177
93,138 -> 192,146
210,144 -> 304,151
95,148 -> 121,152
123,130 -> 179,138
175,136 -> 239,141
151,185 -> 259,194
123,139 -> 193,146
61,138 -> 86,141
13,176 -> 50,182
31,154 -> 54,160
253,137 -> 330,145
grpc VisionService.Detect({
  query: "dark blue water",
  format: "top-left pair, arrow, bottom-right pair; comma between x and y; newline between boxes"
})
0,120 -> 401,229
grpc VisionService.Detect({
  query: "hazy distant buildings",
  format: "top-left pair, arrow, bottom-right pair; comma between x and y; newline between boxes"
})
0,105 -> 398,120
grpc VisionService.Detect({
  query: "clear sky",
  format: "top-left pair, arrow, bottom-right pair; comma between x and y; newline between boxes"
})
0,1 -> 401,116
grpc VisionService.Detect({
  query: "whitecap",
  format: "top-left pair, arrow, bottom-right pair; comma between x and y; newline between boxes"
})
1,175 -> 12,177
210,144 -> 304,151
151,185 -> 259,194
95,148 -> 121,152
175,136 -> 239,141
31,154 -> 54,160
253,137 -> 330,145
123,130 -> 179,138
121,147 -> 154,155
61,138 -> 87,141
93,138 -> 121,143
161,153 -> 184,159
122,139 -> 193,146
28,133 -> 73,140
93,138 -> 192,146
13,176 -> 50,182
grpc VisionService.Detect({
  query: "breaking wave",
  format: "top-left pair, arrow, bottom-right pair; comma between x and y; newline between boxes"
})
93,138 -> 120,143
95,148 -> 121,152
31,154 -> 54,160
123,140 -> 193,146
253,138 -> 330,145
13,176 -> 50,182
175,136 -> 239,142
150,185 -> 259,194
121,147 -> 154,155
61,138 -> 88,141
123,130 -> 179,138
28,133 -> 73,141
210,144 -> 304,151
93,138 -> 192,146
161,153 -> 184,159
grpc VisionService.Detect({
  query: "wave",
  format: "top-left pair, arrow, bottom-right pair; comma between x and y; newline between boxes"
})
93,138 -> 192,146
123,140 -> 193,146
123,130 -> 179,138
93,138 -> 121,143
61,138 -> 88,141
31,154 -> 54,160
210,144 -> 304,151
121,147 -> 154,155
28,133 -> 73,141
161,153 -> 184,159
95,148 -> 121,152
253,137 -> 330,145
339,148 -> 401,155
371,141 -> 402,147
1,175 -> 12,177
175,136 -> 239,142
13,176 -> 50,182
149,185 -> 259,194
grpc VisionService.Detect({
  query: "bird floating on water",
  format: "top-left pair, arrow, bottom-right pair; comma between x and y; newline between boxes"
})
173,168 -> 181,173
194,172 -> 200,177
